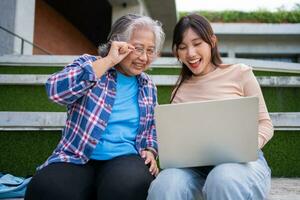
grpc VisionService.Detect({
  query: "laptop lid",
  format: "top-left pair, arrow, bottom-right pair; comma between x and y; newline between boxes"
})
155,96 -> 258,169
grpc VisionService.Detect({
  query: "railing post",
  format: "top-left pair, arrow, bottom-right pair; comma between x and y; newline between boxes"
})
0,25 -> 52,55
21,39 -> 24,55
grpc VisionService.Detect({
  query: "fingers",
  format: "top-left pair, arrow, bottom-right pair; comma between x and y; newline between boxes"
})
141,150 -> 159,176
141,150 -> 147,159
119,44 -> 133,54
111,41 -> 134,55
106,41 -> 134,65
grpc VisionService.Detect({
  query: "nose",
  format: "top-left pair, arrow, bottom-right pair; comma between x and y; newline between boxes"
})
138,51 -> 148,62
187,46 -> 197,57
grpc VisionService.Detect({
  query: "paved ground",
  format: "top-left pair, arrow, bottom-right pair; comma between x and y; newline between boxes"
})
3,178 -> 300,200
267,178 -> 300,200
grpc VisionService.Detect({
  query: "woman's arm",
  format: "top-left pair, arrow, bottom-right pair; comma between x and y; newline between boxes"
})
241,65 -> 274,148
46,42 -> 134,106
46,54 -> 99,106
146,84 -> 159,155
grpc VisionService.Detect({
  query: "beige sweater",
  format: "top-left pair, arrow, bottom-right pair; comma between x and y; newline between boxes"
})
172,63 -> 274,148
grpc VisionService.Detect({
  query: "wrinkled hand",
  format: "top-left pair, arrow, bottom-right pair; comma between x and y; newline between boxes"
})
106,41 -> 134,66
141,150 -> 159,177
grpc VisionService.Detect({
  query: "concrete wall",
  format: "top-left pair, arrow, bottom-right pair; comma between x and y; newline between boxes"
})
108,0 -> 149,24
33,0 -> 97,55
13,0 -> 35,55
0,0 -> 36,55
0,0 -> 16,55
212,23 -> 300,63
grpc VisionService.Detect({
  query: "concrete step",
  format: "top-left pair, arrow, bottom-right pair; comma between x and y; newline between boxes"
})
267,178 -> 300,200
2,178 -> 300,200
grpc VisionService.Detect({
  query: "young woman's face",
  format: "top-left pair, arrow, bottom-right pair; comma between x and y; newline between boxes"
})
177,28 -> 215,76
117,28 -> 156,76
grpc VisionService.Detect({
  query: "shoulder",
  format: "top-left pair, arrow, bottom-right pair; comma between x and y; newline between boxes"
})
222,63 -> 252,71
140,72 -> 155,86
72,54 -> 98,64
221,63 -> 253,75
139,72 -> 157,93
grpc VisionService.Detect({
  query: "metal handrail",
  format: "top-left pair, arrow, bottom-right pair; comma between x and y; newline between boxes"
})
0,25 -> 52,55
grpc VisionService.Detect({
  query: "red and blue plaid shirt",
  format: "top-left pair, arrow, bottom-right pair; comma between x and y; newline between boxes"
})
38,54 -> 158,170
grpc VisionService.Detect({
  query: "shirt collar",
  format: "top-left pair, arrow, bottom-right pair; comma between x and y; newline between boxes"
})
108,67 -> 149,85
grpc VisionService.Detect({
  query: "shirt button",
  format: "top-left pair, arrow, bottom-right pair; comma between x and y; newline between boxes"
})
111,71 -> 116,77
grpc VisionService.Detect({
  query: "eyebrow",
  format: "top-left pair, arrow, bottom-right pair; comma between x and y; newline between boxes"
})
180,38 -> 202,45
132,43 -> 155,48
191,38 -> 202,42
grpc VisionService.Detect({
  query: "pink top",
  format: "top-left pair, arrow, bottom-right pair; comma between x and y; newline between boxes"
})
172,63 -> 274,148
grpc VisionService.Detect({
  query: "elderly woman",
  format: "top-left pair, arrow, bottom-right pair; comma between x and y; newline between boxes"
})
25,14 -> 165,200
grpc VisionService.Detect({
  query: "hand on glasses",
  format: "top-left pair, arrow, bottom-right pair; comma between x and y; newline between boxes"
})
133,46 -> 156,59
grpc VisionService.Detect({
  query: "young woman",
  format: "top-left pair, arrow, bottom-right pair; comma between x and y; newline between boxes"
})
147,14 -> 273,200
25,14 -> 165,200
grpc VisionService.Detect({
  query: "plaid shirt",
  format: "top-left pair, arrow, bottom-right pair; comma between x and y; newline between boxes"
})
38,54 -> 157,170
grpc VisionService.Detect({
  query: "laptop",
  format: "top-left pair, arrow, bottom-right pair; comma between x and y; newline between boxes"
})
155,96 -> 259,169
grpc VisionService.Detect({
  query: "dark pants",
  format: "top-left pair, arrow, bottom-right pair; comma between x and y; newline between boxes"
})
25,155 -> 154,200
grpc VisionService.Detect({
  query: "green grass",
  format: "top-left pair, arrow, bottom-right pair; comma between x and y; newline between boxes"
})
263,131 -> 300,177
157,86 -> 174,104
0,85 -> 65,112
1,86 -> 299,112
0,131 -> 299,177
0,131 -> 61,177
253,71 -> 300,76
179,10 -> 300,23
0,66 -> 63,74
262,88 -> 300,112
1,66 -> 300,76
146,68 -> 181,75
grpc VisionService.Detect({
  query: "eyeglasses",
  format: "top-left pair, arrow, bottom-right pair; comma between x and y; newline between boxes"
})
133,46 -> 156,58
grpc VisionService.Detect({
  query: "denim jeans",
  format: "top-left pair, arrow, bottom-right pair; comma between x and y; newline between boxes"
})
147,150 -> 271,200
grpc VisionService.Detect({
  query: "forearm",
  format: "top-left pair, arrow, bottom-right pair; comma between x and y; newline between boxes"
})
91,56 -> 115,78
258,119 -> 274,148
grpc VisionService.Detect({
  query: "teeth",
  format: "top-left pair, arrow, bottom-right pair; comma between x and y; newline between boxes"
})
189,59 -> 200,64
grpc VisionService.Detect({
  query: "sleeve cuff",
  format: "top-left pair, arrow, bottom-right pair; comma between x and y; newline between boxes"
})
145,147 -> 158,160
81,60 -> 98,82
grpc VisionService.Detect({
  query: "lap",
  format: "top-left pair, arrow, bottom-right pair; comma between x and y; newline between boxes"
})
151,151 -> 271,194
25,162 -> 95,200
205,150 -> 271,183
95,154 -> 154,200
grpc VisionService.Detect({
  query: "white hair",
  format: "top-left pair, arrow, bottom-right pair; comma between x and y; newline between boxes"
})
98,14 -> 165,56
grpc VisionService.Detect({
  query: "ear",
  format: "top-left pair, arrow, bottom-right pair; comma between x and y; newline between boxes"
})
172,47 -> 179,59
211,34 -> 217,48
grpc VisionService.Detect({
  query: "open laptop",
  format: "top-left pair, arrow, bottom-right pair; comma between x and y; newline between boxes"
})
155,96 -> 259,169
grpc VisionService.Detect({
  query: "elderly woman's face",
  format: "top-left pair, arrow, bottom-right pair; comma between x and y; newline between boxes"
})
117,28 -> 156,76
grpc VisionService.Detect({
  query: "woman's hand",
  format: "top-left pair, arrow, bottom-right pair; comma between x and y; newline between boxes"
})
141,150 -> 159,177
106,41 -> 135,66
92,41 -> 134,78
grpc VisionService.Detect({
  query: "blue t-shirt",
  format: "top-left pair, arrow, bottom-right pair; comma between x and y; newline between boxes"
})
90,71 -> 139,160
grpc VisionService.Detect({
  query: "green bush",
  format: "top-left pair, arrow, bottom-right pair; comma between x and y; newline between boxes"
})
179,10 -> 300,23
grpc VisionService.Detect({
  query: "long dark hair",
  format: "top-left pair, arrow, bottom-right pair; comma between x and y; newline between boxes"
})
170,14 -> 222,103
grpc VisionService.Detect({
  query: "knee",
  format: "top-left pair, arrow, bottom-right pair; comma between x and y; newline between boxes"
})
150,168 -> 190,190
148,168 -> 201,200
203,164 -> 248,197
107,166 -> 154,192
25,172 -> 77,200
25,172 -> 52,199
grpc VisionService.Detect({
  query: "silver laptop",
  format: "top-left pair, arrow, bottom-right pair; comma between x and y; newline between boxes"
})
155,96 -> 258,169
